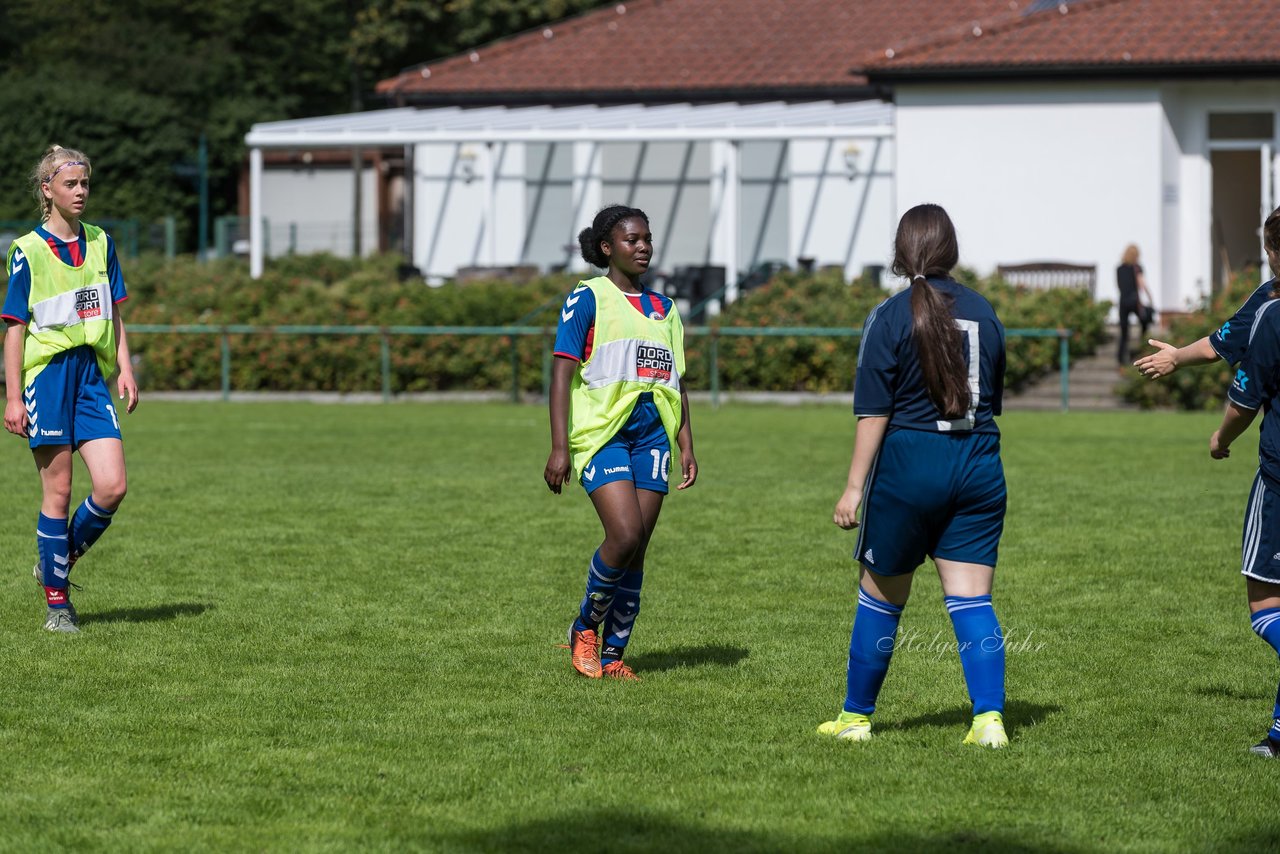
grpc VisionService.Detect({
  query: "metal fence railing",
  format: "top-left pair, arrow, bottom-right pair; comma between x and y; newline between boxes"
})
128,325 -> 1075,410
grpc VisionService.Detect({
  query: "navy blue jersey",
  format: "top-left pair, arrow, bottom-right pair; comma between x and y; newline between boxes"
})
855,278 -> 1005,433
1228,297 -> 1280,486
1211,278 -> 1276,366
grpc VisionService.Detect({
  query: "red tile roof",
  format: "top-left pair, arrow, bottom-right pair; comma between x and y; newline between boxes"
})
377,0 -> 1280,104
862,0 -> 1280,78
375,0 -> 1015,103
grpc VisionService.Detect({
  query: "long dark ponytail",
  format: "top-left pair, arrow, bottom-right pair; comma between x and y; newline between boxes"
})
890,204 -> 969,419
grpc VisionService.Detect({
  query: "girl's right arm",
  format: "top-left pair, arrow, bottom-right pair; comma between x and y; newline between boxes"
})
1135,336 -> 1218,378
543,356 -> 577,494
833,415 -> 888,529
3,321 -> 27,436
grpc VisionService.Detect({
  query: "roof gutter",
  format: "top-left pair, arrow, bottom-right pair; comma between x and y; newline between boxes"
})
864,63 -> 1280,86
374,84 -> 891,109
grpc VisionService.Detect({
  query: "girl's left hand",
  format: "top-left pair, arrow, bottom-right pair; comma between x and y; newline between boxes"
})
676,453 -> 698,490
118,373 -> 139,413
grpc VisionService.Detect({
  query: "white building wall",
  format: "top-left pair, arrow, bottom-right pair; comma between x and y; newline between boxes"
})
1166,81 -> 1280,308
412,141 -> 527,279
790,136 -> 896,282
896,84 -> 1166,309
260,167 -> 378,258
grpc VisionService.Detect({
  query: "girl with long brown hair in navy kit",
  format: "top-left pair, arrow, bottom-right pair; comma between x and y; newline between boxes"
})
819,204 -> 1010,747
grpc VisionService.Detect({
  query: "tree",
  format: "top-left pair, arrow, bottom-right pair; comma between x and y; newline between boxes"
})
0,0 -> 611,250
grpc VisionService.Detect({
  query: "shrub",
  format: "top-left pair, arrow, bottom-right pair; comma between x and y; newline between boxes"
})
111,256 -> 1109,395
695,269 -> 1110,393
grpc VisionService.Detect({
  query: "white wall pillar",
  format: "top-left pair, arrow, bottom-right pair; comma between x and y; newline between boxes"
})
483,142 -> 497,266
710,139 -> 740,302
250,146 -> 263,278
572,142 -> 602,272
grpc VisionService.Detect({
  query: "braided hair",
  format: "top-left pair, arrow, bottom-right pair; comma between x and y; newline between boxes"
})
890,203 -> 969,419
31,144 -> 92,221
577,205 -> 649,269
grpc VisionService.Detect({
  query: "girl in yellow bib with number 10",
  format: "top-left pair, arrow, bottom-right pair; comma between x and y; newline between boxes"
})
544,205 -> 698,680
2,145 -> 139,633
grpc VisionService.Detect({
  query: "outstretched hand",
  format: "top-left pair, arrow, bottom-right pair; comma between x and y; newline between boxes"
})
1133,339 -> 1178,380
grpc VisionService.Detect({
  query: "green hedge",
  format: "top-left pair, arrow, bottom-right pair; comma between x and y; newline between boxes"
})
118,255 -> 1109,394
1118,270 -> 1267,411
125,254 -> 570,393
691,268 -> 1109,393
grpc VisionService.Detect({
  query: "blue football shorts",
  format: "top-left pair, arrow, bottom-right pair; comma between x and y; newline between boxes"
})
854,428 -> 1006,576
24,345 -> 122,449
1241,472 -> 1280,584
580,393 -> 671,495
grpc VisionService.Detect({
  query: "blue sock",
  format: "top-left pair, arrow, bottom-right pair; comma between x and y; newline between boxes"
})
70,495 -> 115,560
1250,607 -> 1280,740
945,595 -> 1005,716
601,570 -> 643,663
36,513 -> 70,607
843,589 -> 904,715
573,549 -> 627,632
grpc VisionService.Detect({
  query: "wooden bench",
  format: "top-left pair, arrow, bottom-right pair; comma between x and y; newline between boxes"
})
996,262 -> 1097,298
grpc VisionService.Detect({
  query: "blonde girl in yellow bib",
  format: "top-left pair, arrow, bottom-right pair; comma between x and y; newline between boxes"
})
2,145 -> 139,633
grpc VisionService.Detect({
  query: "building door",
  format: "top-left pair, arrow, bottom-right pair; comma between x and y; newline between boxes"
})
1209,112 -> 1277,294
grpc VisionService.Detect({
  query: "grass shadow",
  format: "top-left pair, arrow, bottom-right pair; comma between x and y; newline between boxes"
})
627,644 -> 749,673
879,701 -> 1063,734
1193,683 -> 1269,703
442,812 -> 1078,853
80,602 -> 212,625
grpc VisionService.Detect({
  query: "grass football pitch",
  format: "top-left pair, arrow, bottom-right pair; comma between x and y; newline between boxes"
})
0,401 -> 1276,852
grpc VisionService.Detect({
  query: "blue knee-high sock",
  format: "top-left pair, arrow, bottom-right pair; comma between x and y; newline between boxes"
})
1250,607 -> 1280,741
843,589 -> 904,715
36,513 -> 70,607
70,496 -> 115,560
574,549 -> 627,632
601,570 -> 643,663
945,595 -> 1005,716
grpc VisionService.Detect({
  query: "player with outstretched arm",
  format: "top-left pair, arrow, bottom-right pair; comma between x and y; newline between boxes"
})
1206,236 -> 1280,758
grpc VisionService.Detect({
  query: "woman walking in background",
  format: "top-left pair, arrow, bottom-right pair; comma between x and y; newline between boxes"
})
3,145 -> 139,633
1116,243 -> 1154,368
820,203 -> 1009,747
544,204 -> 697,680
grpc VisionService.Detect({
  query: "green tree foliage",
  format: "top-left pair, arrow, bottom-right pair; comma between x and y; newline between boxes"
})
350,0 -> 610,81
0,0 -> 609,247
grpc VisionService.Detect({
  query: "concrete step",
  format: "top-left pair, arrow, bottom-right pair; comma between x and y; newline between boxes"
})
1005,324 -> 1141,411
